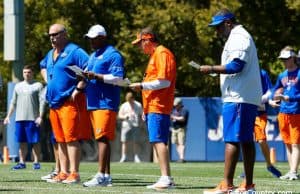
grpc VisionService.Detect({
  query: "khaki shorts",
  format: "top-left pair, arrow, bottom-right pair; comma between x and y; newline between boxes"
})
171,127 -> 186,145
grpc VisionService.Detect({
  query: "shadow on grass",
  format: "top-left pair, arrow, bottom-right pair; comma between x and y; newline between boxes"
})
0,189 -> 24,192
1,179 -> 41,183
114,178 -> 214,190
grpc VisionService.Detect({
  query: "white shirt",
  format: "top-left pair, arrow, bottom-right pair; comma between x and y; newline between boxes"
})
118,100 -> 143,130
220,25 -> 262,106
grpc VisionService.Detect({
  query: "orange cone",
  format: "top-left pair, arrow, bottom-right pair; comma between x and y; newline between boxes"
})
3,146 -> 9,164
270,147 -> 276,164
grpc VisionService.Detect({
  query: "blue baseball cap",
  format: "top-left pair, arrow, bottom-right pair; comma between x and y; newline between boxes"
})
208,12 -> 235,27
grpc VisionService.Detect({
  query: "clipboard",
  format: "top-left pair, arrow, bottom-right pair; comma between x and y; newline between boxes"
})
67,65 -> 86,78
188,61 -> 217,77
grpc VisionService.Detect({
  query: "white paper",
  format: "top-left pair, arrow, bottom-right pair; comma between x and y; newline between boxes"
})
188,61 -> 217,77
67,65 -> 85,77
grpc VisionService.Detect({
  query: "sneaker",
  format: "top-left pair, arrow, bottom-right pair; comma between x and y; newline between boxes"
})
41,170 -> 58,181
231,181 -> 255,194
203,180 -> 234,194
105,175 -> 113,187
33,163 -> 41,170
146,176 -> 175,190
62,172 -> 80,184
267,165 -> 281,178
238,172 -> 245,179
83,173 -> 108,187
177,159 -> 186,163
47,172 -> 68,183
280,172 -> 299,180
12,163 -> 26,170
134,155 -> 141,163
119,156 -> 127,163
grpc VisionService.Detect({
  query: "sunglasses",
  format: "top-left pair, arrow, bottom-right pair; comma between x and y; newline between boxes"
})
48,30 -> 65,37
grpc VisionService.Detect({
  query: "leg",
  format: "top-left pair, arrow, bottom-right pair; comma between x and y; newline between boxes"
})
153,142 -> 171,176
66,141 -> 81,173
58,142 -> 69,174
241,141 -> 256,186
258,140 -> 272,166
19,142 -> 28,164
290,144 -> 300,173
224,142 -> 240,185
98,137 -> 110,174
120,142 -> 128,162
53,143 -> 60,172
32,143 -> 41,163
177,144 -> 185,160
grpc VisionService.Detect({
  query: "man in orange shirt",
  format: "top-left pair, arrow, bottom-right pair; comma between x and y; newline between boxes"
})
130,26 -> 176,190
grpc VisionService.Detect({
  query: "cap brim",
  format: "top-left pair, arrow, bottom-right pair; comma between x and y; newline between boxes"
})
84,33 -> 97,39
208,20 -> 223,27
131,38 -> 142,45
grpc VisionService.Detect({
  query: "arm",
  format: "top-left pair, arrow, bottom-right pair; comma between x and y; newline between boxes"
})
3,89 -> 17,125
199,58 -> 245,74
129,79 -> 170,92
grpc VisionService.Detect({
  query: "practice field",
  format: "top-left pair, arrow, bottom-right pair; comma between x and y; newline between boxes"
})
0,162 -> 298,194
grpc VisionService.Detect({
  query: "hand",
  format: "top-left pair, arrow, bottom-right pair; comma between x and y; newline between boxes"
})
129,82 -> 142,92
199,65 -> 212,74
83,71 -> 96,80
3,117 -> 10,125
274,94 -> 289,102
268,99 -> 280,108
35,116 -> 42,126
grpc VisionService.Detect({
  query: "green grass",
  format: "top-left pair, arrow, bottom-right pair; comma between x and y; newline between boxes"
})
0,161 -> 298,194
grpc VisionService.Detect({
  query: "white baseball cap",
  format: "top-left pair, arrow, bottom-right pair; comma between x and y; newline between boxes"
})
85,24 -> 107,38
278,50 -> 296,59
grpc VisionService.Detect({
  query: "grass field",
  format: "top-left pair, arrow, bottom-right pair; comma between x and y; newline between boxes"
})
0,161 -> 298,194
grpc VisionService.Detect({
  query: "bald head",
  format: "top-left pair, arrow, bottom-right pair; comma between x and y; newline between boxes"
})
48,23 -> 68,49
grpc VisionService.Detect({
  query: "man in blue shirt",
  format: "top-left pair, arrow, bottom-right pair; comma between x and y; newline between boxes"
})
78,24 -> 125,187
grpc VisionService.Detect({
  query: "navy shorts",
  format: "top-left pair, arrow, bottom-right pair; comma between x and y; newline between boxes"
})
145,113 -> 170,144
222,102 -> 257,143
15,121 -> 40,143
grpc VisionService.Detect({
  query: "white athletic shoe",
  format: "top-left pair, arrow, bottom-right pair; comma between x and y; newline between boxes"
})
41,170 -> 58,181
280,172 -> 299,180
146,176 -> 175,190
134,155 -> 141,163
83,173 -> 110,187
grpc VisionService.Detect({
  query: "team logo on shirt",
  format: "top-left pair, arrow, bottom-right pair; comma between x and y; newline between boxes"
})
61,52 -> 68,58
96,128 -> 102,134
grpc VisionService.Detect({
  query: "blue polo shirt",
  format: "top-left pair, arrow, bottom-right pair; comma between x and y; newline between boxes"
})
40,43 -> 89,108
86,45 -> 124,112
272,68 -> 300,114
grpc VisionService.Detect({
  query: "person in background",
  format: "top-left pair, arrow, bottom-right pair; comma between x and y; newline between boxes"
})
200,8 -> 262,193
4,65 -> 45,170
239,69 -> 282,179
269,46 -> 300,180
41,23 -> 91,184
80,24 -> 125,187
130,26 -> 176,190
170,97 -> 189,163
118,91 -> 143,163
40,58 -> 60,181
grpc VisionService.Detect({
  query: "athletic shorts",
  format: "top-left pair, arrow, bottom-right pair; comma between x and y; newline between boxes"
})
278,113 -> 300,144
145,113 -> 170,144
171,127 -> 186,145
121,127 -> 140,142
89,109 -> 117,141
223,102 -> 257,143
15,121 -> 40,143
49,93 -> 91,143
254,114 -> 267,141
76,93 -> 92,141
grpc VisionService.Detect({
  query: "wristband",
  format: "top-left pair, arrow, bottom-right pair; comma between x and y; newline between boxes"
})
140,83 -> 143,90
76,87 -> 85,92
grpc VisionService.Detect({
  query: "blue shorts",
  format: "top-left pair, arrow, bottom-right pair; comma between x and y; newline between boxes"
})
145,113 -> 170,144
15,121 -> 40,143
223,103 -> 257,143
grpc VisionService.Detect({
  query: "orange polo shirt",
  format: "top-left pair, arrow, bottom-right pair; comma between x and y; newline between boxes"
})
142,45 -> 176,114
